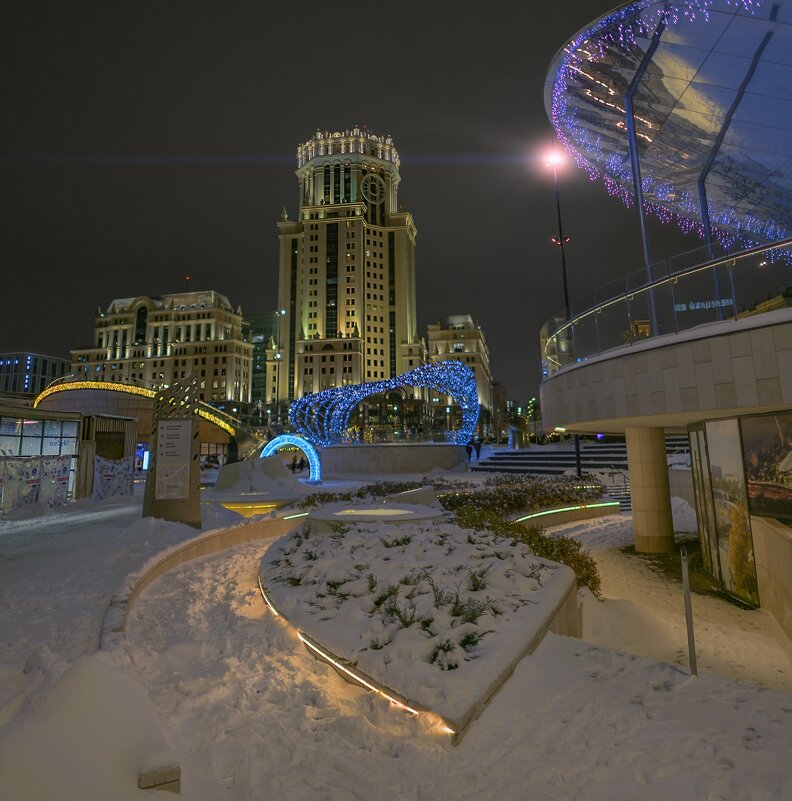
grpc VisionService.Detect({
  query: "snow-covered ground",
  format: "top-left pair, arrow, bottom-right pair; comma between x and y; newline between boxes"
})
0,482 -> 790,800
262,515 -> 574,728
547,507 -> 792,695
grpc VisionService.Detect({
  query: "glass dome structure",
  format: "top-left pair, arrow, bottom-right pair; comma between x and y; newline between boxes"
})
546,0 -> 792,249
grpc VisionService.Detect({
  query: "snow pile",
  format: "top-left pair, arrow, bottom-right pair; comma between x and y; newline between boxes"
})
0,651 -> 186,801
261,520 -> 574,727
199,502 -> 247,531
206,458 -> 306,500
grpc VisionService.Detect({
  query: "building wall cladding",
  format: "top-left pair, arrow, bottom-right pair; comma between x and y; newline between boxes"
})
750,516 -> 792,643
540,310 -> 792,431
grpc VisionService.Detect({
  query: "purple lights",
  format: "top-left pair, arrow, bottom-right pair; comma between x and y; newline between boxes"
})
544,1 -> 792,251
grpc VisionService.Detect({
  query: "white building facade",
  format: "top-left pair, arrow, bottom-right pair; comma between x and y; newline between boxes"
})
71,291 -> 253,404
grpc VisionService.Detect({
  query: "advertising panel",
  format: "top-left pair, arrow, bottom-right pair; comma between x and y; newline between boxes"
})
1,457 -> 40,513
740,411 -> 792,522
705,419 -> 759,606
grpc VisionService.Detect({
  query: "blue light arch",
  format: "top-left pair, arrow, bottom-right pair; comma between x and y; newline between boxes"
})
260,434 -> 321,483
289,360 -> 480,447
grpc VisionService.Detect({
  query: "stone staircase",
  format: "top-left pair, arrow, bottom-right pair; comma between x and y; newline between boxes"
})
604,484 -> 632,512
472,436 -> 688,513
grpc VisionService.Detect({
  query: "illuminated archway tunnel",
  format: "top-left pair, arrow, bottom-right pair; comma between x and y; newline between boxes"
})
289,360 -> 480,447
260,434 -> 321,483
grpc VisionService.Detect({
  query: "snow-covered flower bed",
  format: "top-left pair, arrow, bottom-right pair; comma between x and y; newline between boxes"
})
260,519 -> 575,730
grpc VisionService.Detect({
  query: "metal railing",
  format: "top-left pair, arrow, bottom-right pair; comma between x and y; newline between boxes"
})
540,238 -> 792,376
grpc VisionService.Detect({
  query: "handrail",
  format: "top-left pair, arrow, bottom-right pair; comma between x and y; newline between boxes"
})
541,236 -> 792,375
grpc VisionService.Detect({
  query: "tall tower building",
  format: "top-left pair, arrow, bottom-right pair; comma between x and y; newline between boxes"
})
274,127 -> 422,404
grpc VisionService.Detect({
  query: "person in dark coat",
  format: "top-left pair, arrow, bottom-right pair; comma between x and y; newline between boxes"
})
474,438 -> 482,461
465,440 -> 473,462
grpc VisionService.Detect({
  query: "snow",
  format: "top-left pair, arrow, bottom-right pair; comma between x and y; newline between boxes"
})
261,518 -> 573,727
0,483 -> 790,800
202,457 -> 307,505
0,651 -> 191,801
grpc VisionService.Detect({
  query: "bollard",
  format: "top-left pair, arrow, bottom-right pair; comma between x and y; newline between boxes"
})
680,546 -> 698,676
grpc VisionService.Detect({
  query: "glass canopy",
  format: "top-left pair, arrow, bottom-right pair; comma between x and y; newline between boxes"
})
546,0 -> 792,247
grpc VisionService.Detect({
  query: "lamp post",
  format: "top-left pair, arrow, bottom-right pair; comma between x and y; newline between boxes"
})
545,152 -> 571,320
529,396 -> 538,441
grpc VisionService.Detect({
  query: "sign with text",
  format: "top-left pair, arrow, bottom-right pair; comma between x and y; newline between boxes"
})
155,419 -> 191,499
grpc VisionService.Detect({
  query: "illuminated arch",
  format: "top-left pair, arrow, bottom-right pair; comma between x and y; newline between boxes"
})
260,434 -> 321,483
34,379 -> 236,438
289,360 -> 480,447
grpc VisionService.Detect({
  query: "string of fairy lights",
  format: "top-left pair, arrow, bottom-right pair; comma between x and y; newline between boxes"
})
289,360 -> 480,448
33,379 -> 237,437
547,0 -> 787,251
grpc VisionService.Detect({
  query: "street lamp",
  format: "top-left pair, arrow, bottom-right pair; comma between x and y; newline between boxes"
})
529,396 -> 538,440
545,151 -> 572,320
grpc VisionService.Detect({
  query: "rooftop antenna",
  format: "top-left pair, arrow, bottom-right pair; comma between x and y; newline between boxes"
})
185,274 -> 191,292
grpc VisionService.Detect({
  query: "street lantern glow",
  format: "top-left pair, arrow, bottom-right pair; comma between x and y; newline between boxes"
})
545,151 -> 565,169
541,144 -> 572,319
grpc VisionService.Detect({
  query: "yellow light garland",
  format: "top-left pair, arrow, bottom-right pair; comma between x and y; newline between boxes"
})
34,380 -> 237,437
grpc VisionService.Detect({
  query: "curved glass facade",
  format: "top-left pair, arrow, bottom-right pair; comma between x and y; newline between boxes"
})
546,0 -> 792,247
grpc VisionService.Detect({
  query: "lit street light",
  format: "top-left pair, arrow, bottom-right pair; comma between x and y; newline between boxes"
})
543,153 -> 580,476
529,396 -> 538,440
545,151 -> 572,319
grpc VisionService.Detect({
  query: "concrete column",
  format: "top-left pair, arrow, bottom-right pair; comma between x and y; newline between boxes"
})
626,426 -> 674,553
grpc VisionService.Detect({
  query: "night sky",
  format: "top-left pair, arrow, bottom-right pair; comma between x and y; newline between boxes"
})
1,1 -> 697,401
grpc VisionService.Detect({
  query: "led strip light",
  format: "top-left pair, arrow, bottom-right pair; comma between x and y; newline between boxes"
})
258,569 -> 455,736
514,500 -> 620,523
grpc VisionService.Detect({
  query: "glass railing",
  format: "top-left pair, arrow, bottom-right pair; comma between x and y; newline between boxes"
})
540,238 -> 792,377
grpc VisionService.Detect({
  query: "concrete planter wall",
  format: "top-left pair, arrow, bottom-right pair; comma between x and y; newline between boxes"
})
517,500 -> 621,528
319,443 -> 466,477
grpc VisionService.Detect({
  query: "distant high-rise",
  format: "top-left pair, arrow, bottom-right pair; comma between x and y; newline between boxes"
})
272,127 -> 423,404
0,352 -> 69,402
243,310 -> 279,406
426,315 -> 493,434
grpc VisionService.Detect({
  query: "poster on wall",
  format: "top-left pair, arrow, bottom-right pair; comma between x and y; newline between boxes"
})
740,411 -> 792,522
1,457 -> 40,513
38,456 -> 71,507
705,419 -> 759,607
93,456 -> 133,501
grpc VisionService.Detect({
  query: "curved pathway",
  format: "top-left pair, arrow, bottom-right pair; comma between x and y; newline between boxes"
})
124,540 -> 792,801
